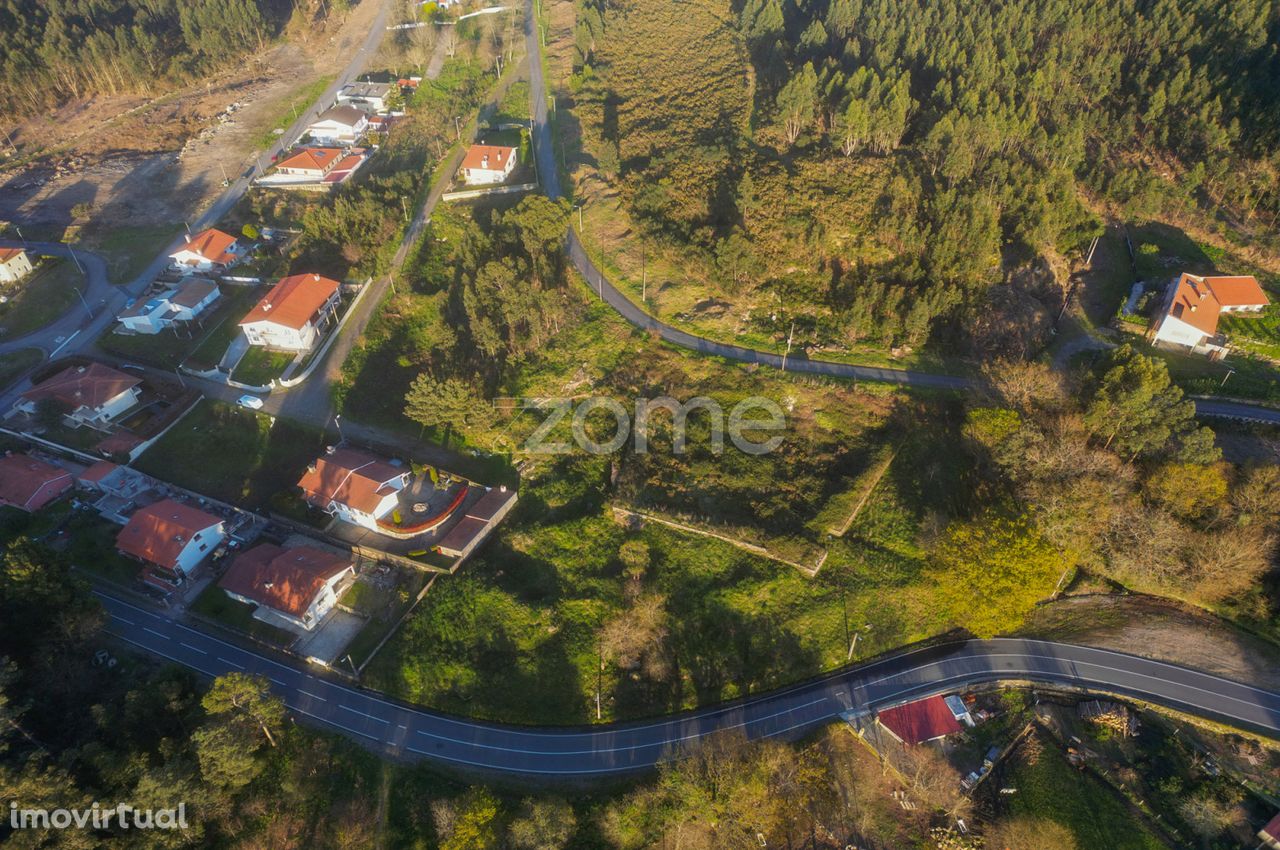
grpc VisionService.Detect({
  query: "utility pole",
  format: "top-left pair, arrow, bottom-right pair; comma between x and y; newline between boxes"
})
1221,368 -> 1234,389
781,320 -> 796,371
400,196 -> 409,222
333,413 -> 344,443
453,115 -> 462,141
66,245 -> 91,319
641,242 -> 646,303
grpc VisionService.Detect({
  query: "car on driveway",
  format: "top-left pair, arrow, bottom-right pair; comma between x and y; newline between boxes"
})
237,394 -> 265,411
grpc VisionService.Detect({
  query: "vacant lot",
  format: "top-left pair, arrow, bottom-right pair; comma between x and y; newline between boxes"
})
134,399 -> 326,511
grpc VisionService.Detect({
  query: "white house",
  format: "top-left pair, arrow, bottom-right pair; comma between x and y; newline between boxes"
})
0,248 -> 34,283
168,228 -> 242,273
15,363 -> 141,428
116,498 -> 226,579
274,147 -> 344,179
238,273 -> 341,352
118,278 -> 220,334
219,543 -> 355,632
307,105 -> 370,145
461,144 -> 517,186
336,82 -> 393,114
297,447 -> 409,533
1150,273 -> 1270,359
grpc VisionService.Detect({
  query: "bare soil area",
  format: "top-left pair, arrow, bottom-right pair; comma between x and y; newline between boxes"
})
1023,593 -> 1280,693
0,0 -> 385,232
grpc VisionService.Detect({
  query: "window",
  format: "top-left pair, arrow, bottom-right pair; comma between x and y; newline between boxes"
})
199,544 -> 208,552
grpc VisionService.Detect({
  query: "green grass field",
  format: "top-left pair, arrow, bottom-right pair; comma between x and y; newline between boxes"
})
231,346 -> 293,386
0,259 -> 84,339
134,398 -> 327,510
1002,735 -> 1167,850
0,348 -> 42,391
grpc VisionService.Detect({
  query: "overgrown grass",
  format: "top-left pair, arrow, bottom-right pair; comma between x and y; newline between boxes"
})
86,224 -> 182,284
253,76 -> 336,149
134,398 -> 327,509
1002,734 -> 1166,850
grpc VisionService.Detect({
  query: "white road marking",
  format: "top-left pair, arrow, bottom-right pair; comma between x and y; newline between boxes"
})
298,690 -> 327,702
217,657 -> 246,670
179,642 -> 207,654
339,704 -> 389,723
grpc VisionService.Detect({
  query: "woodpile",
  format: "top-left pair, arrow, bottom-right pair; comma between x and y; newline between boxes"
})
1078,700 -> 1139,737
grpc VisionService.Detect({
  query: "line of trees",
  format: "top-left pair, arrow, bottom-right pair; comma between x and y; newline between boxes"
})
0,0 -> 278,115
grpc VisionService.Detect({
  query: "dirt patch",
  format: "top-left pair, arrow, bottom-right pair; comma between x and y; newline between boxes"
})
0,0 -> 386,232
1023,594 -> 1280,693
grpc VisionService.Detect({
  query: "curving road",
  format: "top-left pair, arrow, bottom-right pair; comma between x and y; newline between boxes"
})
97,591 -> 1280,777
0,240 -> 117,356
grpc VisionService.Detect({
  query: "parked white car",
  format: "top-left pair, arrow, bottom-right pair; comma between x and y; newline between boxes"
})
237,395 -> 265,411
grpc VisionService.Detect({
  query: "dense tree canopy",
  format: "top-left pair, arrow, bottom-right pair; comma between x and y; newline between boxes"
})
572,0 -> 1280,353
0,0 -> 278,115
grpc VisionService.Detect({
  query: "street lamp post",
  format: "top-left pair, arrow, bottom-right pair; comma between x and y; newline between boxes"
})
67,246 -> 91,320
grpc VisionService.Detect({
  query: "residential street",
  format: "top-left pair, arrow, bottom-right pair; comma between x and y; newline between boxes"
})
97,591 -> 1280,777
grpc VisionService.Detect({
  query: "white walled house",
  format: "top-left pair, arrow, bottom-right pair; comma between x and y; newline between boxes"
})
297,447 -> 409,533
118,279 -> 220,334
307,105 -> 370,145
168,228 -> 242,273
116,498 -> 226,579
15,363 -> 141,428
219,543 -> 355,632
0,248 -> 34,283
460,144 -> 517,186
1150,273 -> 1270,359
336,82 -> 393,114
238,273 -> 341,352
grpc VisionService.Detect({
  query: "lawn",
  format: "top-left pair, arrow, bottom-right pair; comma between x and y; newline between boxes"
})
1000,733 -> 1167,850
133,398 -> 327,510
231,346 -> 293,386
0,348 -> 42,390
190,582 -> 295,646
0,259 -> 84,339
184,286 -> 264,370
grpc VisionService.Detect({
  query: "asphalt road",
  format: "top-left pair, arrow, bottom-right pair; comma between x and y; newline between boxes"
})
97,591 -> 1280,777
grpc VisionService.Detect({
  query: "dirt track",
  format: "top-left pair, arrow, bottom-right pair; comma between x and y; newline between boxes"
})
0,0 -> 387,231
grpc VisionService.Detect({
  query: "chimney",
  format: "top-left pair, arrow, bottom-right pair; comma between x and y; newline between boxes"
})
481,155 -> 489,168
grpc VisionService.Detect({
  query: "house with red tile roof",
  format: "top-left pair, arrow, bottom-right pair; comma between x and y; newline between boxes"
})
0,247 -> 33,283
1150,273 -> 1270,360
276,147 -> 345,178
238,273 -> 341,352
0,453 -> 73,512
1259,812 -> 1280,850
168,228 -> 243,273
15,363 -> 142,428
116,498 -> 225,578
876,695 -> 964,744
461,144 -> 517,186
219,543 -> 355,631
296,447 -> 409,533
